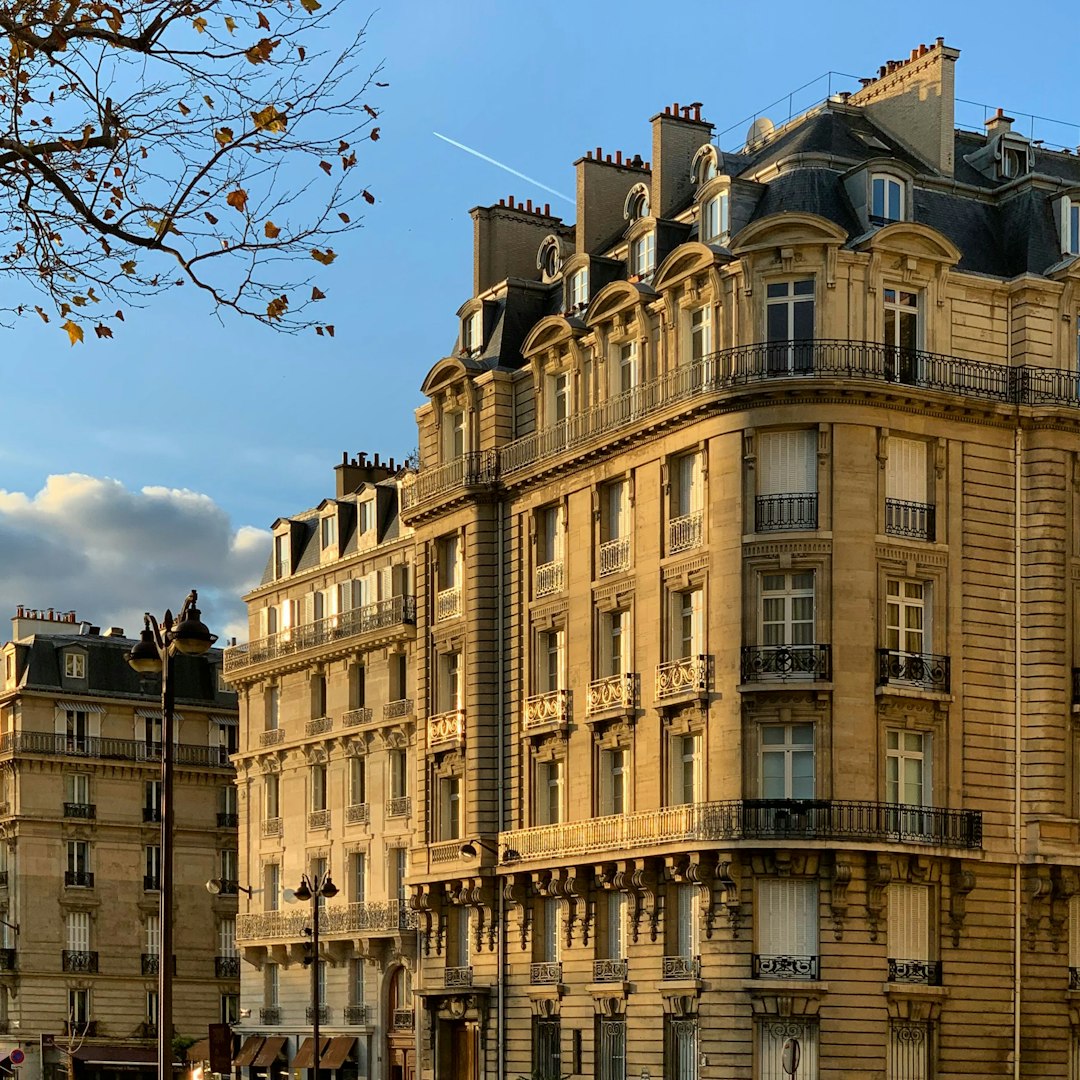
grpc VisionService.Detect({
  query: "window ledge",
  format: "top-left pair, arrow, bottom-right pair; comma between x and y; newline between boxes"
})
875,684 -> 953,703
739,681 -> 833,694
883,982 -> 948,1000
743,979 -> 827,997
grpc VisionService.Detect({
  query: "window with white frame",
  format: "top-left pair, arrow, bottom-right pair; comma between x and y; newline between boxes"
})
462,310 -> 483,356
670,452 -> 704,552
448,905 -> 470,968
66,772 -> 91,807
351,957 -> 366,1008
760,572 -> 815,649
701,191 -> 729,242
219,848 -> 238,884
69,988 -> 91,1027
145,914 -> 160,957
765,279 -> 815,372
886,730 -> 931,807
443,408 -> 465,462
535,758 -> 563,825
218,917 -> 237,959
66,839 -> 90,881
437,773 -> 462,841
883,288 -> 921,382
604,891 -> 627,960
320,513 -> 337,551
65,708 -> 90,751
631,231 -> 656,276
611,340 -> 638,396
389,749 -> 408,801
536,630 -> 564,694
600,610 -> 628,678
758,1020 -> 818,1080
686,305 -> 713,365
601,479 -> 630,545
146,989 -> 158,1025
871,173 -> 905,222
390,847 -> 408,904
64,652 -> 86,679
310,764 -> 327,812
351,852 -> 366,904
349,757 -> 366,807
144,844 -> 161,889
437,650 -> 462,712
670,588 -> 703,660
756,878 -> 819,978
568,266 -> 589,310
540,898 -> 561,963
887,883 -> 931,981
348,662 -> 366,708
626,186 -> 650,220
66,909 -> 90,954
358,500 -> 374,537
265,685 -> 280,731
437,534 -> 461,591
264,863 -> 280,911
757,429 -> 818,531
885,579 -> 928,656
273,533 -> 289,579
599,747 -> 628,816
547,369 -> 572,426
672,884 -> 700,960
221,994 -> 240,1026
760,724 -> 815,799
264,774 -> 279,819
669,732 -> 701,805
537,505 -> 563,567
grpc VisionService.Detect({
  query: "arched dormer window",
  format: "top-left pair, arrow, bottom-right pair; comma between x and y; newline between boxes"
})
1057,194 -> 1080,257
690,144 -> 719,187
630,231 -> 656,277
700,189 -> 729,243
870,173 -> 906,223
624,183 -> 651,222
537,235 -> 563,282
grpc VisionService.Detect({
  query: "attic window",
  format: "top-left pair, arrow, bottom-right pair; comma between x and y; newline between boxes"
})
320,514 -> 337,551
462,310 -> 483,357
65,652 -> 86,679
624,184 -> 650,221
690,144 -> 718,186
568,266 -> 589,312
273,533 -> 289,579
1068,199 -> 1080,256
701,191 -> 729,242
871,174 -> 905,223
631,231 -> 655,277
538,236 -> 562,280
998,139 -> 1032,180
358,500 -> 374,535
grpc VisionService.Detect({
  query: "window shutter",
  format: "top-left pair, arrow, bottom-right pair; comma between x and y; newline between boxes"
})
67,911 -> 90,952
887,438 -> 927,503
759,878 -> 817,956
888,883 -> 929,961
379,567 -> 393,600
759,431 -> 816,495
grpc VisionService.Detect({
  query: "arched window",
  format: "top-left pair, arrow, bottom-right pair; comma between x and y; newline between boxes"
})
537,236 -> 562,280
691,144 -> 719,186
624,183 -> 650,221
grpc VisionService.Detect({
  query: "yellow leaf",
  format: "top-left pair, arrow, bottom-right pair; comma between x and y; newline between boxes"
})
215,127 -> 234,147
266,295 -> 288,320
311,248 -> 336,266
72,295 -> 87,307
120,260 -> 136,275
301,0 -> 322,11
311,286 -> 325,300
226,189 -> 248,213
245,37 -> 279,65
62,320 -> 84,346
224,15 -> 237,33
251,105 -> 286,133
192,16 -> 207,32
264,221 -> 280,239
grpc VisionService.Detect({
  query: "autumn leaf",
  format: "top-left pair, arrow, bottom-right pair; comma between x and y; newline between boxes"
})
177,100 -> 190,116
192,16 -> 207,32
311,286 -> 325,300
266,295 -> 288,320
362,189 -> 375,204
319,160 -> 332,176
226,189 -> 248,213
62,320 -> 84,346
215,127 -> 234,147
264,221 -> 280,239
370,127 -> 380,141
337,141 -> 350,153
311,248 -> 336,265
72,295 -> 87,307
297,45 -> 306,61
338,212 -> 350,223
342,152 -> 357,169
301,0 -> 322,11
315,326 -> 324,336
120,260 -> 136,275
245,38 -> 279,64
257,11 -> 271,29
203,95 -> 214,108
325,325 -> 335,337
94,324 -> 113,339
224,15 -> 237,33
364,104 -> 377,119
252,105 -> 287,133
205,212 -> 218,225
115,310 -> 125,322
34,306 -> 49,324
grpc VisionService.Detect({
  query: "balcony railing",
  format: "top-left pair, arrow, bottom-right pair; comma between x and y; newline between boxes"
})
753,953 -> 819,979
259,727 -> 285,747
598,536 -> 631,577
741,644 -> 831,682
586,674 -> 635,716
0,732 -> 232,768
877,649 -> 951,692
65,1021 -> 97,1038
530,961 -> 562,984
392,1008 -> 415,1030
143,874 -> 160,892
223,595 -> 416,673
662,955 -> 700,980
64,870 -> 94,888
306,1004 -> 330,1023
534,560 -> 564,598
346,803 -> 370,825
238,901 -> 418,942
592,958 -> 628,983
62,950 -> 98,973
384,698 -> 414,720
260,1006 -> 281,1025
668,510 -> 703,554
217,812 -> 239,828
343,707 -> 373,727
0,949 -> 14,972
400,450 -> 499,513
500,798 -> 982,862
436,586 -> 462,622
141,953 -> 159,975
386,796 -> 411,819
63,802 -> 96,819
444,966 -> 473,988
885,499 -> 936,541
308,810 -> 331,831
888,958 -> 941,985
755,493 -> 818,532
306,716 -> 333,736
655,656 -> 709,700
525,689 -> 570,731
262,817 -> 283,838
428,709 -> 465,748
215,955 -> 240,978
344,1004 -> 372,1025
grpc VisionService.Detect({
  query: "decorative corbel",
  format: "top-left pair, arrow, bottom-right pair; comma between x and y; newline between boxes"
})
715,856 -> 742,938
830,860 -> 852,941
816,424 -> 830,466
867,250 -> 881,294
684,856 -> 716,940
877,428 -> 890,470
628,861 -> 659,944
825,244 -> 837,290
503,878 -> 531,952
779,247 -> 795,275
1049,866 -> 1078,951
935,261 -> 949,307
1026,864 -> 1054,949
935,438 -> 946,479
866,854 -> 892,942
948,860 -> 976,948
743,429 -> 756,470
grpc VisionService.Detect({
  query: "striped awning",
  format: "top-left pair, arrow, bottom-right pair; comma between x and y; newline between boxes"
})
55,701 -> 106,714
211,714 -> 239,727
134,708 -> 184,722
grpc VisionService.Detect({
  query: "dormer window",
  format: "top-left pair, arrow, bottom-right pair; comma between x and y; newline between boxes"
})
624,184 -> 650,222
358,500 -> 374,536
1067,199 -> 1080,256
462,310 -> 483,357
631,232 -> 655,277
1000,144 -> 1027,179
871,174 -> 904,223
538,236 -> 562,281
691,145 -> 719,187
273,533 -> 289,579
443,409 -> 465,462
319,514 -> 337,552
64,652 -> 86,679
701,191 -> 729,242
568,267 -> 589,311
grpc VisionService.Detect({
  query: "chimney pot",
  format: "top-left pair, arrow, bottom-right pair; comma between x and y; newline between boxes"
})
389,458 -> 396,471
526,198 -> 532,211
359,452 -> 367,466
373,453 -> 381,467
606,154 -> 611,163
694,105 -> 701,121
596,146 -> 602,158
674,102 -> 680,115
544,203 -> 550,215
935,36 -> 944,46
615,150 -> 622,165
499,197 -> 505,204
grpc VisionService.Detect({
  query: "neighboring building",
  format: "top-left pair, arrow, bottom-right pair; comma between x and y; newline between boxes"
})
0,607 -> 239,1080
225,455 -> 418,1080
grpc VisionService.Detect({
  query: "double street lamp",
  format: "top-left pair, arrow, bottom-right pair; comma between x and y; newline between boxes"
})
294,871 -> 338,1080
126,590 -> 217,1080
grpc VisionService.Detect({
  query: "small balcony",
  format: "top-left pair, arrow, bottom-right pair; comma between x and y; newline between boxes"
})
655,655 -> 709,701
885,498 -> 936,541
888,958 -> 941,986
260,1006 -> 281,1025
598,536 -> 631,577
308,810 -> 331,831
752,953 -> 819,980
755,493 -> 818,532
306,1004 -> 330,1023
1070,966 -> 1080,990
668,510 -> 703,554
217,812 -> 239,828
63,802 -> 96,820
400,450 -> 499,516
534,560 -> 564,598
344,1004 -> 371,1025
0,949 -> 16,972
343,707 -> 373,728
662,955 -> 700,980
215,955 -> 240,978
65,1021 -> 97,1038
586,674 -> 635,717
530,961 -> 562,985
259,727 -> 285,748
524,689 -> 570,733
143,874 -> 160,892
346,803 -> 370,825
741,644 -> 831,683
436,586 -> 462,622
392,1008 -> 415,1030
428,709 -> 465,749
142,806 -> 162,823
877,649 -> 951,692
62,950 -> 99,973
262,817 -> 283,838
592,958 -> 628,983
386,796 -> 411,819
444,965 -> 473,988
141,953 -> 159,976
64,870 -> 94,888
305,716 -> 333,737
384,698 -> 414,720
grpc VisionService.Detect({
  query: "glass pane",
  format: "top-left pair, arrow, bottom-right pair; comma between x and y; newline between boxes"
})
767,302 -> 788,343
888,180 -> 901,221
791,724 -> 815,746
761,726 -> 786,745
794,279 -> 814,296
872,177 -> 884,217
766,282 -> 787,298
791,752 -> 815,798
792,298 -> 814,339
761,753 -> 786,798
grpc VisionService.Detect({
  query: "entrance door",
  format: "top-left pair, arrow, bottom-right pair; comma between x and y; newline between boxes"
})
436,1020 -> 478,1080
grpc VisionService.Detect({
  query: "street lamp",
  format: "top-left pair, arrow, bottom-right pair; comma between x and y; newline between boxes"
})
294,871 -> 338,1080
126,590 -> 216,1080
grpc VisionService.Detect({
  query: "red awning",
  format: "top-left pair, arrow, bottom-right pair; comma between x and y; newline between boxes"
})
233,1037 -> 264,1068
252,1036 -> 287,1068
320,1037 -> 357,1070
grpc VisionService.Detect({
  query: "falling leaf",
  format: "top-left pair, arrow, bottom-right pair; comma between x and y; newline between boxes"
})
72,295 -> 87,307
177,100 -> 190,116
297,45 -> 306,61
257,12 -> 271,29
364,104 -> 377,119
34,306 -> 48,323
205,212 -> 218,225
192,16 -> 207,32
362,189 -> 375,204
370,128 -> 380,141
311,286 -> 325,300
214,127 -> 234,147
325,325 -> 335,337
300,0 -> 321,11
226,189 -> 248,213
338,212 -> 350,223
251,105 -> 286,133
245,37 -> 278,64
319,160 -> 332,176
311,248 -> 336,266
203,95 -> 214,108
337,141 -> 350,153
266,295 -> 289,320
376,81 -> 389,87
264,221 -> 280,239
61,320 -> 84,346
94,324 -> 113,339
120,260 -> 136,275
224,15 -> 237,33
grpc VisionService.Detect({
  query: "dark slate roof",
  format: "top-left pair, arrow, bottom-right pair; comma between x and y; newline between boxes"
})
914,188 -> 1004,275
748,168 -> 862,237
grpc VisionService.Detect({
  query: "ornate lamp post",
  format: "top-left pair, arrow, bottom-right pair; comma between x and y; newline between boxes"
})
126,591 -> 217,1080
294,871 -> 338,1080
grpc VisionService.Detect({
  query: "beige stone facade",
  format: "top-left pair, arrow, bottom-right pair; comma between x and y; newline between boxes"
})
0,608 -> 239,1080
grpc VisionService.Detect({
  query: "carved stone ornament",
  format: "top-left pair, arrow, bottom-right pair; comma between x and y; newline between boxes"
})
830,859 -> 852,941
866,853 -> 893,943
948,860 -> 976,948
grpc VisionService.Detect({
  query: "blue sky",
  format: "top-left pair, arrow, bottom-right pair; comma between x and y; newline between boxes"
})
1,1 -> 1076,639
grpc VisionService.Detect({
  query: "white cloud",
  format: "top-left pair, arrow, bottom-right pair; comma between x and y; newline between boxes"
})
0,474 -> 269,645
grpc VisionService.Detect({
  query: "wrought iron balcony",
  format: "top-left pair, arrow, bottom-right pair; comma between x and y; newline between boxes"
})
215,955 -> 240,978
306,1004 -> 330,1023
741,644 -> 831,682
499,797 -> 982,862
386,796 -> 412,819
62,950 -> 99,973
344,1004 -> 371,1025
444,965 -> 473,988
662,955 -> 701,980
143,805 -> 162,822
259,1006 -> 281,1025
436,586 -> 462,622
1070,966 -> 1080,990
525,689 -> 570,732
308,809 -> 331,831
753,954 -> 819,979
0,949 -> 16,971
384,698 -> 414,720
0,732 -> 233,768
64,870 -> 94,888
598,536 -> 631,577
877,649 -> 951,692
392,1008 -> 415,1030
346,803 -> 370,825
428,709 -> 465,749
400,450 -> 499,514
885,499 -> 936,541
223,595 -> 416,673
141,953 -> 159,975
217,812 -> 239,828
259,727 -> 285,747
63,802 -> 96,819
668,510 -> 703,554
65,1021 -> 97,1037
143,874 -> 160,892
237,899 -> 417,942
306,716 -> 333,737
530,961 -> 562,985
262,816 -> 283,838
655,655 -> 709,700
888,958 -> 941,985
586,673 -> 635,716
534,559 -> 564,598
343,707 -> 373,727
592,958 -> 628,983
755,493 -> 818,532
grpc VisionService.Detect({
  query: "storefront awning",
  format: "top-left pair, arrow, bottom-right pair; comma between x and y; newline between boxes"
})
321,1037 -> 358,1070
290,1038 -> 330,1070
72,1045 -> 159,1066
186,1038 -> 210,1063
251,1036 -> 287,1068
233,1036 -> 264,1068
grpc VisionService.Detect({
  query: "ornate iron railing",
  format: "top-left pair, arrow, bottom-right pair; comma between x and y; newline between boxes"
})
0,949 -> 14,972
755,493 -> 818,532
885,499 -> 936,541
392,1008 -> 415,1030
655,656 -> 709,700
0,732 -> 232,768
598,536 -> 631,576
308,810 -> 331,831
530,961 -> 562,984
259,1006 -> 281,1025
306,1004 -> 330,1023
259,727 -> 284,747
592,958 -> 628,983
888,958 -> 941,985
217,879 -> 240,895
525,689 -> 570,730
500,798 -> 981,861
346,803 -> 370,825
436,586 -> 462,622
741,644 -> 831,682
386,796 -> 412,819
64,802 -> 96,819
237,900 -> 417,942
215,955 -> 240,978
62,950 -> 98,973
400,450 -> 499,512
343,707 -> 373,727
306,716 -> 333,737
344,1004 -> 371,1024
753,954 -> 819,979
534,560 -> 564,598
384,698 -> 414,719
141,954 -> 159,975
877,649 -> 951,692
223,595 -> 416,672
217,812 -> 239,828
64,870 -> 94,888
444,965 -> 473,988
586,674 -> 635,716
428,709 -> 465,748
1070,966 -> 1080,990
143,805 -> 162,822
668,511 -> 703,554
662,955 -> 701,980
262,817 -> 283,838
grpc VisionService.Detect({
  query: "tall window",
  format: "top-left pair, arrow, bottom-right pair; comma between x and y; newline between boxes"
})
671,451 -> 703,528
66,910 -> 90,954
144,844 -> 161,890
535,759 -> 563,825
65,709 -> 89,752
599,748 -> 627,816
604,892 -> 627,960
265,685 -> 280,731
568,266 -> 589,310
264,774 -> 279,819
351,852 -> 366,904
760,572 -> 815,650
888,1019 -> 930,1080
537,506 -> 563,567
265,963 -> 280,1007
612,341 -> 638,397
761,724 -> 815,799
320,514 -> 337,551
310,764 -> 327,812
540,898 -> 561,964
602,480 -> 629,544
871,174 -> 904,222
438,535 -> 460,591
349,758 -> 366,807
389,749 -> 408,800
670,588 -> 703,660
759,1020 -> 817,1080
756,878 -> 819,979
537,630 -> 565,693
888,883 -> 931,982
886,438 -> 933,539
218,917 -> 237,959
220,849 -> 238,885
701,191 -> 729,242
145,914 -> 160,958
448,906 -> 470,969
264,863 -> 280,911
757,429 -> 818,532
883,288 -> 920,382
462,310 -> 483,356
1068,199 -> 1080,256
273,534 -> 288,579
886,730 -> 931,807
68,988 -> 91,1027
765,279 -> 814,372
600,610 -> 627,678
66,839 -> 90,884
673,884 -> 700,960
670,733 -> 701,805
66,773 -> 90,807
687,305 -> 713,367
886,580 -> 927,655
443,409 -> 465,461
533,1017 -> 562,1080
437,650 -> 462,713
664,1017 -> 699,1080
390,848 -> 408,904
437,774 -> 462,841
631,231 -> 655,276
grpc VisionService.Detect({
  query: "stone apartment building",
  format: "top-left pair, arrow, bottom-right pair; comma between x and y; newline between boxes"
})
0,607 -> 239,1080
229,37 -> 1080,1080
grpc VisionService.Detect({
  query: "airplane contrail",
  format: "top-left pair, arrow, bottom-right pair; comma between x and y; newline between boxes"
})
433,131 -> 573,205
